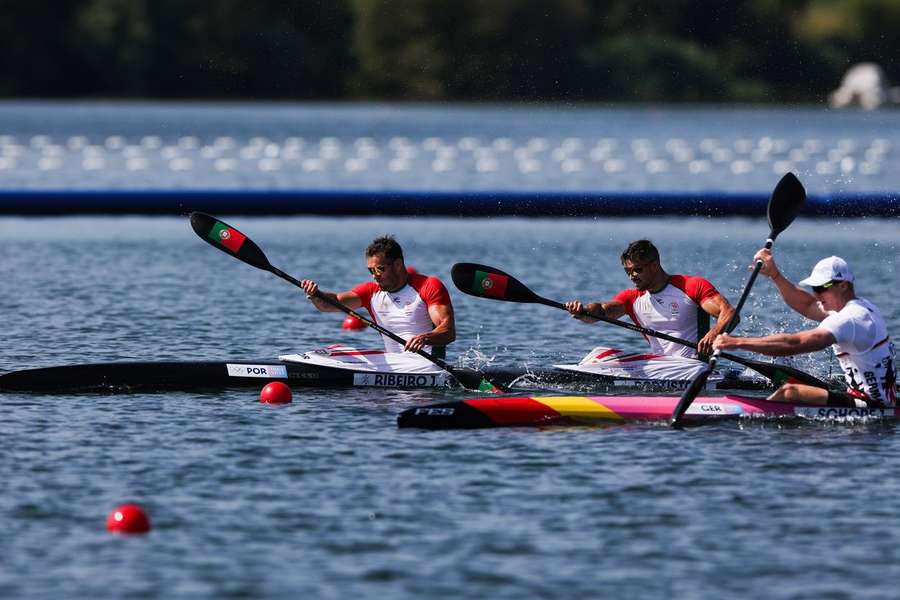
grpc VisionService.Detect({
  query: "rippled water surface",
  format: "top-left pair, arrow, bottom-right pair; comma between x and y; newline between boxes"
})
2,216 -> 899,599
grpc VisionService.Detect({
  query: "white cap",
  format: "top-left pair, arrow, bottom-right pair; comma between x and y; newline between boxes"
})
798,256 -> 854,287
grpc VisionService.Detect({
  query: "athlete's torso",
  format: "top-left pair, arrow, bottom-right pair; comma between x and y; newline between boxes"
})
820,298 -> 896,405
353,273 -> 451,355
614,275 -> 720,359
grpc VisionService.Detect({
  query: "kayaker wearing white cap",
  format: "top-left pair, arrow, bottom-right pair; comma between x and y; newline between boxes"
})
714,250 -> 896,407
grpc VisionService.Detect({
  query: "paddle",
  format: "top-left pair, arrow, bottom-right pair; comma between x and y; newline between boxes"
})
670,172 -> 807,427
451,260 -> 828,389
189,212 -> 509,393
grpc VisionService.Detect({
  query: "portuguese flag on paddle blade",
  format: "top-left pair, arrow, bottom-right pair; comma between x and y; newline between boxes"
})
478,378 -> 502,393
773,369 -> 798,386
208,222 -> 246,253
472,270 -> 508,298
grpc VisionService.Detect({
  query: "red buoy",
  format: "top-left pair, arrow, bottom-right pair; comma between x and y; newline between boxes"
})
341,314 -> 366,330
260,381 -> 293,404
106,503 -> 151,535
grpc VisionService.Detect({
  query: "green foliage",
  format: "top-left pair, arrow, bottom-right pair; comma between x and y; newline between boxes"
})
0,0 -> 355,98
800,0 -> 900,77
0,0 -> 895,101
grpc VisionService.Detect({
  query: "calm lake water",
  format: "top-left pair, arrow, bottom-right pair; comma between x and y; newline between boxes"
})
2,215 -> 899,598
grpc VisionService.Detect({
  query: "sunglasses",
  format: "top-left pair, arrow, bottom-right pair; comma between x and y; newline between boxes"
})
812,281 -> 835,293
367,261 -> 393,276
623,261 -> 655,276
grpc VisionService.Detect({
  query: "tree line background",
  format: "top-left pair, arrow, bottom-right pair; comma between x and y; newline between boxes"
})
2,0 -> 898,103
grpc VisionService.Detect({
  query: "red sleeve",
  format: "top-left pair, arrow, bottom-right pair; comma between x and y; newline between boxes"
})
407,274 -> 452,307
612,288 -> 641,306
612,288 -> 642,328
350,281 -> 379,314
669,275 -> 720,305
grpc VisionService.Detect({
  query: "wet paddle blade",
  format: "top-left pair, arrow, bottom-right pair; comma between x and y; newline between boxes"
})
450,366 -> 509,394
188,213 -> 505,394
476,377 -> 512,394
190,212 -> 272,271
672,173 -> 807,427
451,263 -> 539,303
735,356 -> 830,389
767,172 -> 806,241
670,365 -> 714,427
477,377 -> 507,393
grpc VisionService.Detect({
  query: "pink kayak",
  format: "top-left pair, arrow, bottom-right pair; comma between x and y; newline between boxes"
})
397,394 -> 895,429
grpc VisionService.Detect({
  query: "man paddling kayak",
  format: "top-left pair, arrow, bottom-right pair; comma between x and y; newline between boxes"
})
713,252 -> 896,407
300,236 -> 456,358
565,240 -> 736,358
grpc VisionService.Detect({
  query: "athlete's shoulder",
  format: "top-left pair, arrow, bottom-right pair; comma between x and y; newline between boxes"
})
670,273 -> 715,288
408,273 -> 452,304
851,297 -> 882,314
819,306 -> 857,337
351,280 -> 380,298
840,298 -> 883,323
613,287 -> 643,304
670,274 -> 720,302
407,272 -> 445,289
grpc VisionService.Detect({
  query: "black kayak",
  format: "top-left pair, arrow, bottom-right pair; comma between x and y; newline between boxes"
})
0,358 -> 774,394
0,358 -> 478,393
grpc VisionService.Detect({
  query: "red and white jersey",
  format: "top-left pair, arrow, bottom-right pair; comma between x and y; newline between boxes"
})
352,273 -> 452,354
819,298 -> 896,406
613,275 -> 721,359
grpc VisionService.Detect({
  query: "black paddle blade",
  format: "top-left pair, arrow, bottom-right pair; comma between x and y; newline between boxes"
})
737,356 -> 830,389
190,212 -> 272,271
767,173 -> 806,241
670,365 -> 714,427
451,263 -> 538,303
454,370 -> 509,394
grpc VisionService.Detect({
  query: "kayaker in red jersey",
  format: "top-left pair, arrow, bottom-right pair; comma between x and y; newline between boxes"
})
714,251 -> 896,407
300,236 -> 456,359
565,239 -> 736,358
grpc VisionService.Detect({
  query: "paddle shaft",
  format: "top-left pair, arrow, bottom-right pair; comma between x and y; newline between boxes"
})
529,277 -> 816,379
697,241 -> 771,374
190,212 -> 510,392
532,295 -> 716,354
725,240 -> 771,333
451,260 -> 828,389
670,239 -> 775,426
267,265 -> 458,373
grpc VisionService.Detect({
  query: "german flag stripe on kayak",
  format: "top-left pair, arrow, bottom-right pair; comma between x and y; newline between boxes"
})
396,394 -> 822,429
397,396 -> 626,429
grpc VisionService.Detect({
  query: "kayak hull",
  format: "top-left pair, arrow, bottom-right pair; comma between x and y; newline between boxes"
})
1,358 -> 631,393
0,360 -> 772,394
0,359 -> 767,393
397,394 -> 896,429
0,359 -> 468,393
0,343 -> 784,394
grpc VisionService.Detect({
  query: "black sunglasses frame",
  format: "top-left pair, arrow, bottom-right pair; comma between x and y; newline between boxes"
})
623,260 -> 657,276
